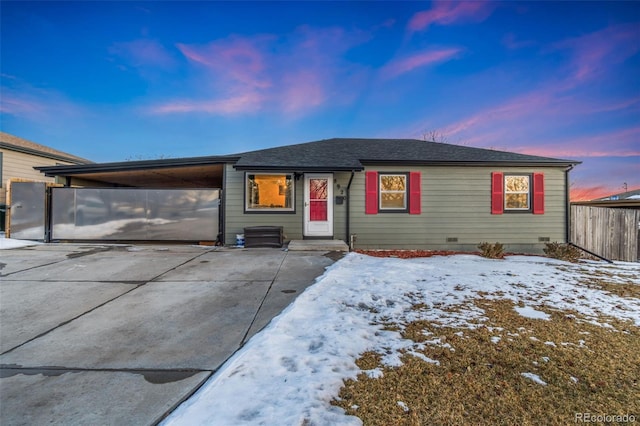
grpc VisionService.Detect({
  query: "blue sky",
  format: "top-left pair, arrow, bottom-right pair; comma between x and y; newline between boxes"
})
1,1 -> 638,200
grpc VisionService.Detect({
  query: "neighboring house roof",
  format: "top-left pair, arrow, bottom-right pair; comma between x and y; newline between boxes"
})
0,131 -> 92,164
573,188 -> 640,208
594,189 -> 640,201
232,138 -> 580,171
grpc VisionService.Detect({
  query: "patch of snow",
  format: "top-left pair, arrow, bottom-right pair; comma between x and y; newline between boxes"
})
363,369 -> 383,379
163,253 -> 640,426
407,351 -> 440,365
521,372 -> 547,386
514,305 -> 551,320
570,376 -> 579,383
0,237 -> 41,250
544,341 -> 557,347
491,336 -> 501,344
397,401 -> 410,412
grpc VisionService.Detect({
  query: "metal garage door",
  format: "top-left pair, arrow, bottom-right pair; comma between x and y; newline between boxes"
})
50,187 -> 220,242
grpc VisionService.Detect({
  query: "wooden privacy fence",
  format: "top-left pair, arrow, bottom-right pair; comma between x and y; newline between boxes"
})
571,205 -> 640,262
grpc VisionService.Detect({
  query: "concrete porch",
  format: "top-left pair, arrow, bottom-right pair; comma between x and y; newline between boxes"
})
287,240 -> 349,252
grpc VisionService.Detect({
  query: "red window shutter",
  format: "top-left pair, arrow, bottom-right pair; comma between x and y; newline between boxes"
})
409,171 -> 421,214
365,171 -> 378,214
532,172 -> 544,214
491,172 -> 504,214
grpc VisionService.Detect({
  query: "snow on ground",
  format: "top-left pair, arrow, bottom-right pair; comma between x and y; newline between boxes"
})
0,237 -> 41,250
163,253 -> 640,426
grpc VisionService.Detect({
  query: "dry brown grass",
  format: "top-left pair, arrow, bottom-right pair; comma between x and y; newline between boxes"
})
333,298 -> 640,425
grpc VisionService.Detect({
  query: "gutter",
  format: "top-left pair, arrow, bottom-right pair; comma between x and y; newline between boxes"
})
345,171 -> 355,251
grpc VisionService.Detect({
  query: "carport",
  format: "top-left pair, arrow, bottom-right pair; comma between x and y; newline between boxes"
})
10,156 -> 238,243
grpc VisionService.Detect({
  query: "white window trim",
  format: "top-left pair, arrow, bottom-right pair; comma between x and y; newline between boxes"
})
379,173 -> 408,211
504,174 -> 531,211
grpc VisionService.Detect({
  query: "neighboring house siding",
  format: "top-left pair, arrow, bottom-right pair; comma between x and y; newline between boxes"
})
0,148 -> 76,206
350,165 -> 568,253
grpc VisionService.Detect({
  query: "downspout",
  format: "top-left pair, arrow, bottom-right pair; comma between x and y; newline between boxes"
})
565,165 -> 574,244
345,171 -> 355,251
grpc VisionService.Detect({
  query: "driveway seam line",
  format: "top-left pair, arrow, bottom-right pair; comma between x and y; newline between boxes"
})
239,251 -> 289,346
0,283 -> 144,356
147,249 -> 214,283
1,249 -> 212,355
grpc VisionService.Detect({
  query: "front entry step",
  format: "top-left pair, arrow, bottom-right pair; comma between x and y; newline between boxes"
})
288,240 -> 348,252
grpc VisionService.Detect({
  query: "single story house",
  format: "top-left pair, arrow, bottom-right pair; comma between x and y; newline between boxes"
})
0,131 -> 92,231
36,138 -> 580,253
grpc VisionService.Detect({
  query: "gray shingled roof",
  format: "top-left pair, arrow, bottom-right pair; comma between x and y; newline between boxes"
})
232,138 -> 579,171
0,131 -> 92,164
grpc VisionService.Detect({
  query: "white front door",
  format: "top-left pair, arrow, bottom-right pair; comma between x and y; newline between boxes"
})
303,173 -> 333,237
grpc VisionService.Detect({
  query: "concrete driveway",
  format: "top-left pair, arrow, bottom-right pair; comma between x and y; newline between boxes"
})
0,243 -> 341,425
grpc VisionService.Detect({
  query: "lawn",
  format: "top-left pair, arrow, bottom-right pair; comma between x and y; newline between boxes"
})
163,253 -> 639,425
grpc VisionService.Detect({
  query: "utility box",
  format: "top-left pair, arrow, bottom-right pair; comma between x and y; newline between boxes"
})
244,226 -> 284,248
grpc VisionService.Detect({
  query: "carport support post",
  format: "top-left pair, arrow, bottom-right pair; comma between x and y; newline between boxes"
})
44,186 -> 52,243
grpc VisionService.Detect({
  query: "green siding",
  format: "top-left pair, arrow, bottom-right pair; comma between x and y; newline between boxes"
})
350,166 -> 568,253
223,164 -> 569,253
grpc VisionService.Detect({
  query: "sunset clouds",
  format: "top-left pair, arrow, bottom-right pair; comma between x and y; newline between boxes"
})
1,1 -> 638,199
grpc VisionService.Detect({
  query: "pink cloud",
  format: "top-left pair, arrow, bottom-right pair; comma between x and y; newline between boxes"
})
280,71 -> 326,113
407,1 -> 494,32
148,26 -> 371,116
0,82 -> 86,122
110,39 -> 175,69
443,90 -> 554,138
381,48 -> 462,79
0,93 -> 45,116
553,23 -> 640,83
514,127 -> 640,159
147,92 -> 264,115
176,36 -> 272,89
570,185 -> 611,202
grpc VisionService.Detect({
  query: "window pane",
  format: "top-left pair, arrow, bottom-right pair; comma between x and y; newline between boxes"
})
381,193 -> 406,209
309,179 -> 327,200
246,174 -> 293,210
380,175 -> 406,191
505,176 -> 529,192
505,193 -> 529,209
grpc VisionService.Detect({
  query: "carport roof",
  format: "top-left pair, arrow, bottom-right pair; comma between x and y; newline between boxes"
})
35,155 -> 238,188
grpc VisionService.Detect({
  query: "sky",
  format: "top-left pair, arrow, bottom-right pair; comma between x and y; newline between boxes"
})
1,1 -> 638,201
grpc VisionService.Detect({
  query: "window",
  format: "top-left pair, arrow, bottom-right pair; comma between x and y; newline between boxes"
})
504,175 -> 530,210
491,172 -> 544,215
379,173 -> 408,211
245,173 -> 294,212
365,171 -> 421,214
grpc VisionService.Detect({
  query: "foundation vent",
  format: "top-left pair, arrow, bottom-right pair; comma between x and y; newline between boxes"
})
446,237 -> 458,243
